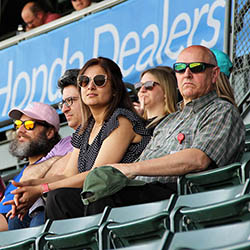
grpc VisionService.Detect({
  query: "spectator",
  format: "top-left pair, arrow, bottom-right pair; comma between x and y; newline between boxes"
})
133,66 -> 177,131
7,69 -> 82,230
0,102 -> 61,231
6,57 -> 151,221
71,0 -> 93,11
45,45 -> 245,218
21,1 -> 61,31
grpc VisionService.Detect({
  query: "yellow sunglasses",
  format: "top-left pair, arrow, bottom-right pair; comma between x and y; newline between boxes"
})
14,120 -> 48,130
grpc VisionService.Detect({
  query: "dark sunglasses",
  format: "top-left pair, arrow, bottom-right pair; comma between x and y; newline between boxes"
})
77,74 -> 107,88
14,120 -> 49,130
134,81 -> 159,91
58,96 -> 79,110
173,62 -> 215,74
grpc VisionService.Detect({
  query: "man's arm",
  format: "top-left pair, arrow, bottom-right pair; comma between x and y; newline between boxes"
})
21,156 -> 62,182
112,148 -> 211,179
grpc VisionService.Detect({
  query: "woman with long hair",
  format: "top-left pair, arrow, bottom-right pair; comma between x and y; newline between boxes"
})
9,57 -> 151,221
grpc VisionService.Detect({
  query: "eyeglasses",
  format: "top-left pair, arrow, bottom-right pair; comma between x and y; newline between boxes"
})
134,81 -> 159,91
77,75 -> 107,88
14,120 -> 49,131
58,96 -> 79,110
173,62 -> 215,74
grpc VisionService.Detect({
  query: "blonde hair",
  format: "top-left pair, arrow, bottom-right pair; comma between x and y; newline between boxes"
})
140,66 -> 178,116
215,72 -> 237,108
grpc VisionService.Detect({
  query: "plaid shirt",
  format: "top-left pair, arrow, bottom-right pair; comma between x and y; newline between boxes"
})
136,91 -> 245,183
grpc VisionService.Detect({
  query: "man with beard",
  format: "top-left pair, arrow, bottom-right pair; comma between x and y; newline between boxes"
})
0,102 -> 61,231
4,69 -> 81,230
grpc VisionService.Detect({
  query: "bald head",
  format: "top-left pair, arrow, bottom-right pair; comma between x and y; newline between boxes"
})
177,45 -> 218,66
21,1 -> 44,31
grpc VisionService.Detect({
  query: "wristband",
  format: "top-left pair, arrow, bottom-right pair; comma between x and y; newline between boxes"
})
41,183 -> 50,194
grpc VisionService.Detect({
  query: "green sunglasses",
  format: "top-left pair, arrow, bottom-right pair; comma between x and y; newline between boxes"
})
173,62 -> 215,74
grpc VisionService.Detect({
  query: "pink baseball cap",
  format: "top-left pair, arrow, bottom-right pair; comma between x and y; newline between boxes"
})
8,102 -> 60,132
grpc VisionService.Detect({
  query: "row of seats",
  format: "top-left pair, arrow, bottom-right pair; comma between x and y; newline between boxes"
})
0,123 -> 249,249
0,181 -> 249,249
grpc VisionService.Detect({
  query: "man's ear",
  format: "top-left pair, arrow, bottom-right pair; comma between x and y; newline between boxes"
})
212,66 -> 220,84
46,127 -> 56,139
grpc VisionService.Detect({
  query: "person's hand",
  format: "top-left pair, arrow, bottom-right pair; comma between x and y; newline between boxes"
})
133,96 -> 145,116
110,163 -> 136,179
3,181 -> 42,218
5,200 -> 29,220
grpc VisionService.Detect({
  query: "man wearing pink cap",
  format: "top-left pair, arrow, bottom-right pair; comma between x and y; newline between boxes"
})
0,102 -> 62,231
3,69 -> 81,230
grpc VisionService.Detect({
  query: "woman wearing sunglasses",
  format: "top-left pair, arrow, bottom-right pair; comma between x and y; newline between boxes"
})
134,66 -> 178,131
9,57 -> 151,221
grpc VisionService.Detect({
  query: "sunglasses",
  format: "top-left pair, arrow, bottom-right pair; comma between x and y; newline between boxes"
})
173,62 -> 215,74
134,81 -> 159,91
14,120 -> 49,131
77,74 -> 107,88
58,96 -> 79,110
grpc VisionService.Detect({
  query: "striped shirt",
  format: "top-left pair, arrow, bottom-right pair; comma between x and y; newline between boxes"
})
136,91 -> 245,184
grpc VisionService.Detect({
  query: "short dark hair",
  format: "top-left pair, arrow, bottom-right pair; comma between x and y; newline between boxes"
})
57,69 -> 80,94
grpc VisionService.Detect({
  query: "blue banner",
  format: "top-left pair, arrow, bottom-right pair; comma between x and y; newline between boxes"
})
0,0 -> 226,126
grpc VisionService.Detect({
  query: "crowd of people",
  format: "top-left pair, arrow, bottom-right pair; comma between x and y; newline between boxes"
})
0,45 -> 246,232
19,0 -> 101,32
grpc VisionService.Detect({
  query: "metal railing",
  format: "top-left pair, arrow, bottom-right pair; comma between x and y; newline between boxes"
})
0,0 -> 126,50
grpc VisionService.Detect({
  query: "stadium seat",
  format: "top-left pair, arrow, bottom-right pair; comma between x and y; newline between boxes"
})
110,230 -> 173,250
170,179 -> 250,232
98,198 -> 174,249
42,206 -> 111,250
167,220 -> 250,250
177,162 -> 243,195
0,220 -> 51,250
173,193 -> 250,232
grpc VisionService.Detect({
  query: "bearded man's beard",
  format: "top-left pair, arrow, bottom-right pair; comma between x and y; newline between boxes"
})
9,130 -> 50,160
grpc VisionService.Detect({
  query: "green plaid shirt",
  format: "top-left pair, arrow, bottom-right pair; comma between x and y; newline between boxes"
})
136,91 -> 245,183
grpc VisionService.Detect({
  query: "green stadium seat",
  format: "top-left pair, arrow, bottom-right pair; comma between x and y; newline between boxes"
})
174,193 -> 250,232
170,179 -> 250,232
42,206 -> 111,250
178,162 -> 243,195
0,220 -> 51,250
168,220 -> 250,250
98,198 -> 173,249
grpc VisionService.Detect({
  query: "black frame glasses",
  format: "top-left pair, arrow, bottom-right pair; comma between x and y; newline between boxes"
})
134,81 -> 159,91
77,74 -> 108,88
173,62 -> 215,74
14,120 -> 49,131
58,96 -> 79,110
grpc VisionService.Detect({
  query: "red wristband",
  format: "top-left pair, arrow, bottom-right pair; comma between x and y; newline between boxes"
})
41,183 -> 50,194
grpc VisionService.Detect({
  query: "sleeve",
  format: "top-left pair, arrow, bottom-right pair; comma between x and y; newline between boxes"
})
39,136 -> 73,163
101,108 -> 149,141
192,103 -> 245,166
0,167 -> 26,213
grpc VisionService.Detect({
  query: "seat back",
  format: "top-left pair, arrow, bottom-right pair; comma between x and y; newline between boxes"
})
44,207 -> 111,250
170,181 -> 250,232
178,162 -> 243,195
178,193 -> 250,231
169,220 -> 250,250
98,199 -> 172,249
0,221 -> 50,250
